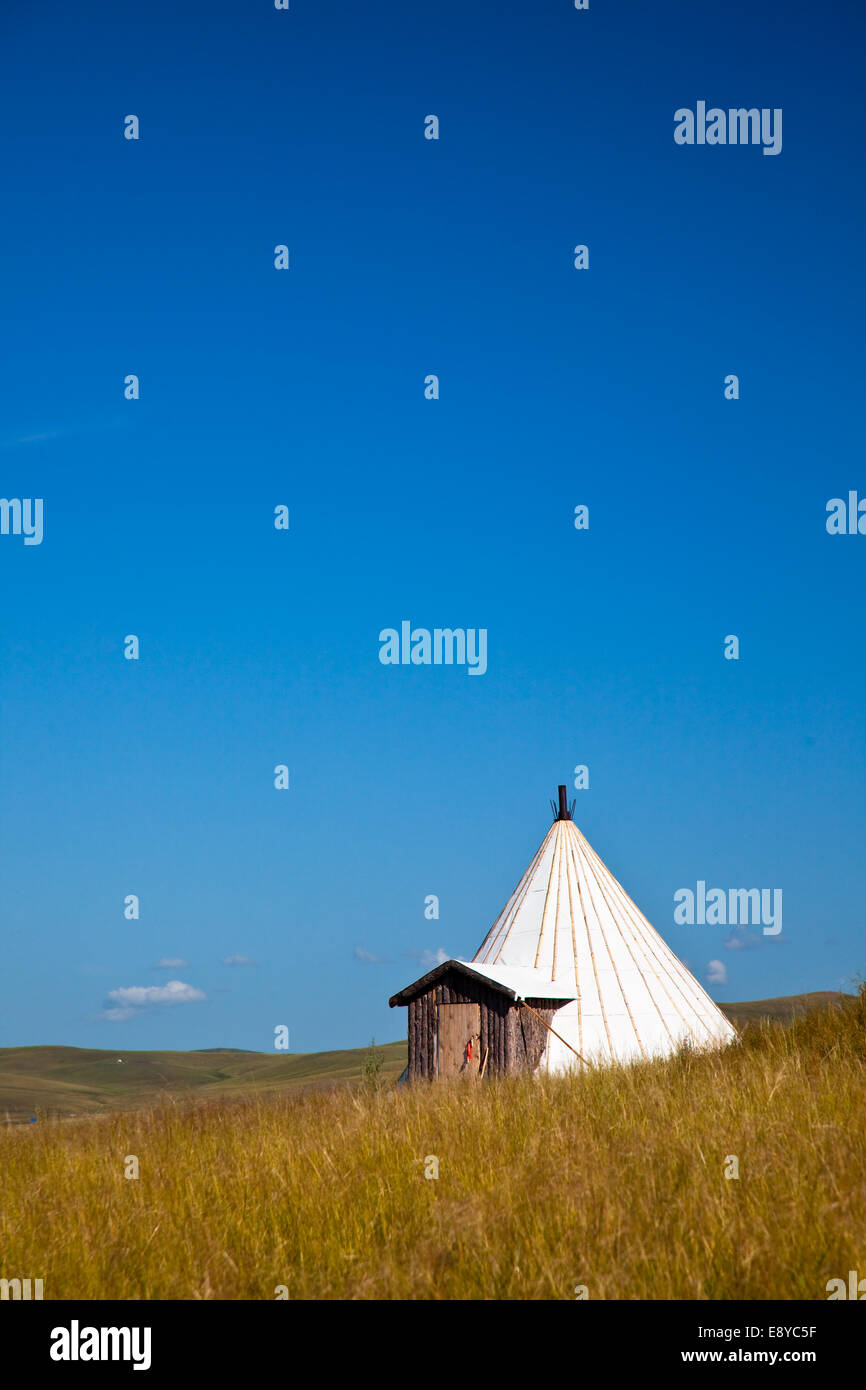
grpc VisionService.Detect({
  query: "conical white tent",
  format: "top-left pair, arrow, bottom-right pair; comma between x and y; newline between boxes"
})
464,792 -> 737,1070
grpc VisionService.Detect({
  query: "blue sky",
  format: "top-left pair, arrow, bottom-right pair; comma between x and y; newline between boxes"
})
1,0 -> 863,1054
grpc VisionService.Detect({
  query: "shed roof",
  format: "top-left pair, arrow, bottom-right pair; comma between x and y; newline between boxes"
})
388,958 -> 577,1008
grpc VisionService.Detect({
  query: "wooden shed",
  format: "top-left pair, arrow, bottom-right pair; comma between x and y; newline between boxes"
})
388,960 -> 574,1081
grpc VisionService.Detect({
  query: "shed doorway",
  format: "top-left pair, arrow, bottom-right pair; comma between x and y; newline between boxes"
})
436,1002 -> 481,1078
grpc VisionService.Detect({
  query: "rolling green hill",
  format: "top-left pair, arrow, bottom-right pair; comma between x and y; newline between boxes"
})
0,992 -> 854,1120
0,1040 -> 407,1120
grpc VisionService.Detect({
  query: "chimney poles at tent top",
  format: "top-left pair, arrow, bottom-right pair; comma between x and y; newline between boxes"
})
550,783 -> 575,822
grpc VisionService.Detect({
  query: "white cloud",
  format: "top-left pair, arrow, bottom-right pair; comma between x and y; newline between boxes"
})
153,957 -> 187,969
102,980 -> 206,1021
0,429 -> 62,448
419,947 -> 449,970
354,946 -> 393,965
723,929 -> 760,951
221,954 -> 255,967
706,959 -> 727,986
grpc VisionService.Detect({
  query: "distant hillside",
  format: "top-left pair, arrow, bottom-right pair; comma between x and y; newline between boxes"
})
0,1040 -> 407,1121
718,990 -> 856,1029
1,993 -> 855,1120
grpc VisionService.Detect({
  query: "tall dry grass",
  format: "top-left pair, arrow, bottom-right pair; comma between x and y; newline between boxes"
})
2,994 -> 864,1300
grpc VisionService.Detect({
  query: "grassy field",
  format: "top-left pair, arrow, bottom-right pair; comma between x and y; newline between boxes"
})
1,990 -> 864,1300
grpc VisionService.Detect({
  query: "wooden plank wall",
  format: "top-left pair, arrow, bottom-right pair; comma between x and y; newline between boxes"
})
509,1003 -> 559,1072
405,969 -> 564,1079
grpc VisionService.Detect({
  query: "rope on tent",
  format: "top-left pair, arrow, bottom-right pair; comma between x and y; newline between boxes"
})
518,1000 -> 590,1068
